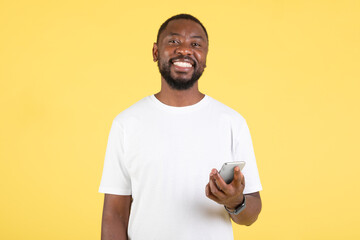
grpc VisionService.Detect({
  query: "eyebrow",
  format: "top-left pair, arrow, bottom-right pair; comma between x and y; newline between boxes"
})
168,32 -> 205,40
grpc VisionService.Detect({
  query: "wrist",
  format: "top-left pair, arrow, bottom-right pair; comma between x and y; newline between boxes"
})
224,196 -> 246,215
225,195 -> 244,210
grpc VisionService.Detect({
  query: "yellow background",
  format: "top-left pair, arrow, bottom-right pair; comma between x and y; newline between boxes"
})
1,0 -> 359,239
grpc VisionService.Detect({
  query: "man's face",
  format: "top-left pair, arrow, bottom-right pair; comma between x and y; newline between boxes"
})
153,19 -> 208,90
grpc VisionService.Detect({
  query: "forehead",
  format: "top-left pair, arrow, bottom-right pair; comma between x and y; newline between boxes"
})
159,19 -> 207,43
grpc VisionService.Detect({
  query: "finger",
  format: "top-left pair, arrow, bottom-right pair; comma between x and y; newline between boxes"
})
209,169 -> 222,190
234,168 -> 245,190
205,183 -> 210,197
205,183 -> 220,203
209,174 -> 226,199
232,166 -> 243,187
212,169 -> 231,195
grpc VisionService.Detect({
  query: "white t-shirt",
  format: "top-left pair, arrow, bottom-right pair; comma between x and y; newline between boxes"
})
99,94 -> 262,240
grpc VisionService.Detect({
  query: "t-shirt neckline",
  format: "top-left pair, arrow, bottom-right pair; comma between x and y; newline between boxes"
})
149,94 -> 210,113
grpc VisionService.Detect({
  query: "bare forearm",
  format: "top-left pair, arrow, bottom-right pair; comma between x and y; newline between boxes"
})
101,194 -> 131,240
101,214 -> 128,240
228,194 -> 262,226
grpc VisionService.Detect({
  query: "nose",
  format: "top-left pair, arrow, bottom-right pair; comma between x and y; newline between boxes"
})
175,44 -> 193,56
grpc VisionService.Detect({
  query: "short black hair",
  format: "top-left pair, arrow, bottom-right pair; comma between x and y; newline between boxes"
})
156,14 -> 208,43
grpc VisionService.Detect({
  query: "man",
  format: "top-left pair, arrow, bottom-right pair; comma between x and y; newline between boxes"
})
99,14 -> 262,240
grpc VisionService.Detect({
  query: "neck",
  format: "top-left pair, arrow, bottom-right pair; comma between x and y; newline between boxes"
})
154,78 -> 205,107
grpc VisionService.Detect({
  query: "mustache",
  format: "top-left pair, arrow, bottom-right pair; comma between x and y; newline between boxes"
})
169,56 -> 196,67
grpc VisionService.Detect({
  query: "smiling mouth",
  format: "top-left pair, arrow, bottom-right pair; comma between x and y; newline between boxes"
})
173,61 -> 192,68
170,56 -> 195,69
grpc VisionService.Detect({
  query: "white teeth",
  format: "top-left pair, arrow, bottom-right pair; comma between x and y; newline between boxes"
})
173,62 -> 192,67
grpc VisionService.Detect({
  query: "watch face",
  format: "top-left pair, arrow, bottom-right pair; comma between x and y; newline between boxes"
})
235,197 -> 246,214
225,196 -> 246,215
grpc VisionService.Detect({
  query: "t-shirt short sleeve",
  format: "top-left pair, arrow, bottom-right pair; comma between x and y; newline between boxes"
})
98,119 -> 132,195
235,120 -> 262,194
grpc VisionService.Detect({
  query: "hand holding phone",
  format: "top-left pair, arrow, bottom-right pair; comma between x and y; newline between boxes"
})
219,161 -> 245,184
205,161 -> 246,211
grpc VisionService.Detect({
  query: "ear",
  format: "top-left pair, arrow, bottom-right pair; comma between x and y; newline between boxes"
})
152,42 -> 158,62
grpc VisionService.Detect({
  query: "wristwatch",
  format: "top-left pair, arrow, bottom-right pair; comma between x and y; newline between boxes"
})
224,196 -> 246,215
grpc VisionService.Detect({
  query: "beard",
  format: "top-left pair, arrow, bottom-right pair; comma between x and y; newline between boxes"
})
157,57 -> 204,90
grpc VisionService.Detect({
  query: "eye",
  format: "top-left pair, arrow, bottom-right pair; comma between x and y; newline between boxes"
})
192,42 -> 201,47
168,39 -> 180,45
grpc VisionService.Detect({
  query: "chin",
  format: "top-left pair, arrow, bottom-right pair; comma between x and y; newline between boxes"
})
171,74 -> 193,81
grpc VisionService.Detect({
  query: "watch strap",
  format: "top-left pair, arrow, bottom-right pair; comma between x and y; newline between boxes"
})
224,196 -> 246,215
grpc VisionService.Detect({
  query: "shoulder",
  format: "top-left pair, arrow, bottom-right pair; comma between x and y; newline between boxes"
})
112,95 -> 153,127
207,95 -> 247,127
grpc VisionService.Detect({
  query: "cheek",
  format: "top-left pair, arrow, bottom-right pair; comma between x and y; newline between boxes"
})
195,50 -> 207,59
164,52 -> 173,61
159,51 -> 171,64
195,53 -> 207,67
160,47 -> 173,57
